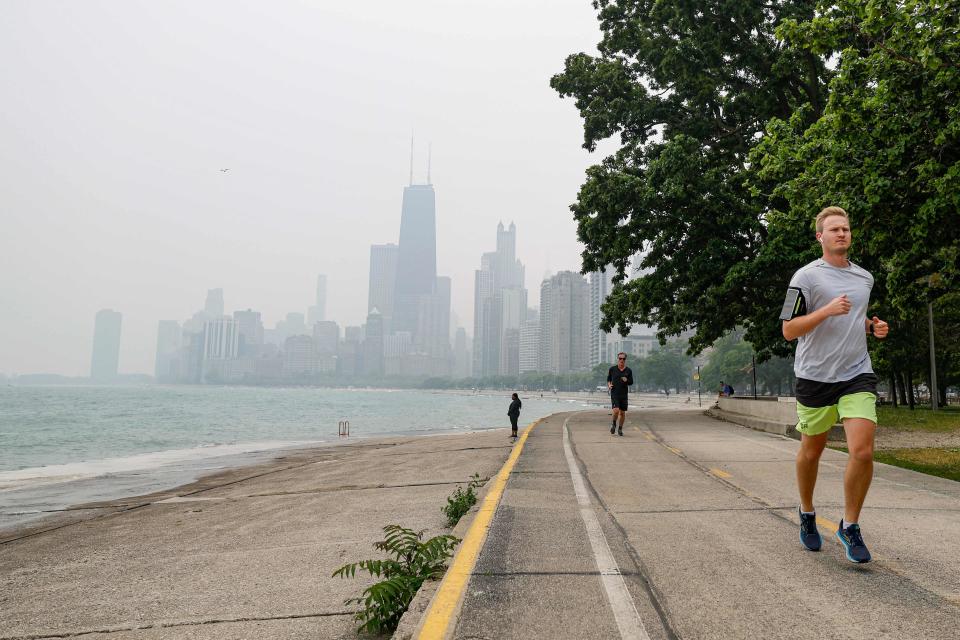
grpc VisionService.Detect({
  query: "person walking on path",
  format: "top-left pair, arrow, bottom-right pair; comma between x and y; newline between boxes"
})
780,206 -> 888,563
507,393 -> 522,439
607,352 -> 634,436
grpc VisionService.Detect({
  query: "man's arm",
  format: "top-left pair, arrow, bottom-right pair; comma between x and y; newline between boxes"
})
782,294 -> 852,341
626,369 -> 634,386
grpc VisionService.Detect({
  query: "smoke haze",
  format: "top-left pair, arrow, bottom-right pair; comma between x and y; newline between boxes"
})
0,0 -> 606,375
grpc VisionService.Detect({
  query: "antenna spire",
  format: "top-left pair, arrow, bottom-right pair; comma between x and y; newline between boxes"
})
409,134 -> 414,186
427,143 -> 432,184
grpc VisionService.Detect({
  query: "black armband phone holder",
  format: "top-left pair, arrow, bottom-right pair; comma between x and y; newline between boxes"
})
779,287 -> 806,321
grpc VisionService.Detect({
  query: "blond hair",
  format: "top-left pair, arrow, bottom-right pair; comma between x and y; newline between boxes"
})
815,206 -> 849,232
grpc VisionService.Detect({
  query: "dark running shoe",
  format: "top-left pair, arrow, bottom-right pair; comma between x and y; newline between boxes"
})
618,427 -> 623,436
836,521 -> 871,563
798,507 -> 822,551
610,424 -> 616,434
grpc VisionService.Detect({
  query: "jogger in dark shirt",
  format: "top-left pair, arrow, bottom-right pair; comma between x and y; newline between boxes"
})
607,352 -> 634,436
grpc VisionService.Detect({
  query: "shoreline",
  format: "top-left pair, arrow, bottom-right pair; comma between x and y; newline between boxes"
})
0,390 -> 682,537
0,427 -> 513,539
0,427 -> 524,639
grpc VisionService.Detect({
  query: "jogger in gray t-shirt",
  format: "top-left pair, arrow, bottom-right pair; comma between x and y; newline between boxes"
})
780,206 -> 889,563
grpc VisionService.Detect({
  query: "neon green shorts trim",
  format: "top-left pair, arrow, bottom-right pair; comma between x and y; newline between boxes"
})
796,392 -> 878,436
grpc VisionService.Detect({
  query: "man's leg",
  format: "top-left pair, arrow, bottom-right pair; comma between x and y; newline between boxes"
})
842,417 -> 876,524
618,408 -> 626,428
610,408 -> 619,434
796,432 -> 828,512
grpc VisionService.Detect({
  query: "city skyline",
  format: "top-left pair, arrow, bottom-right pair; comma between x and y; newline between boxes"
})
53,211 -> 643,384
0,1 -> 606,377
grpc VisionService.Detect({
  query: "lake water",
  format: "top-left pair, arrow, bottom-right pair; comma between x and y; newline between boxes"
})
0,385 -> 599,530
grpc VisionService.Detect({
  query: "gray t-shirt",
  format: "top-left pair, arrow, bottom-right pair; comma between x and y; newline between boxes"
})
783,259 -> 874,383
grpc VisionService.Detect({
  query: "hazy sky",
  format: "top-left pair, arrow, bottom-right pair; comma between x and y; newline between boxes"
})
0,0 -> 610,376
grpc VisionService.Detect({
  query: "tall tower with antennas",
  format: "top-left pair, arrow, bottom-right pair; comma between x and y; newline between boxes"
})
393,140 -> 438,338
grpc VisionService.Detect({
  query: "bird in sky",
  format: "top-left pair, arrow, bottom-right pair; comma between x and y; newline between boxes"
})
219,168 -> 230,173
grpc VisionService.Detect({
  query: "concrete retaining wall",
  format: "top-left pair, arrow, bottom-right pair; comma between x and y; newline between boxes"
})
707,397 -> 844,440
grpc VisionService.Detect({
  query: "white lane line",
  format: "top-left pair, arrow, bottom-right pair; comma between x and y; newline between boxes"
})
562,416 -> 650,640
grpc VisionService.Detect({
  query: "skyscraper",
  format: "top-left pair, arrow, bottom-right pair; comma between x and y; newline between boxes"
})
283,335 -> 316,377
204,289 -> 224,318
471,223 -> 527,377
368,243 -> 398,320
307,274 -> 327,327
495,222 -> 524,289
454,327 -> 471,378
589,270 -> 614,366
313,320 -> 339,356
363,308 -> 385,375
393,183 -> 436,336
472,265 -> 495,377
154,320 -> 182,381
233,309 -> 264,355
203,318 -> 240,360
519,309 -> 540,374
498,287 -> 527,375
539,271 -> 590,374
90,309 -> 122,381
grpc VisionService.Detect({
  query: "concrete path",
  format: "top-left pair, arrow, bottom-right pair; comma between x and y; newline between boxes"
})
438,408 -> 960,640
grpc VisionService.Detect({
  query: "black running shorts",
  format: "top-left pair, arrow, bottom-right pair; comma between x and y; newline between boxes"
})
611,394 -> 628,411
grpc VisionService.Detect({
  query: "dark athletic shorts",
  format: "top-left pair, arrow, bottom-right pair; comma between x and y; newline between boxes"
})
611,394 -> 628,411
796,373 -> 878,408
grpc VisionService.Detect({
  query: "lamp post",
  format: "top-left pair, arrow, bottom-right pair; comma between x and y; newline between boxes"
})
694,366 -> 701,407
929,302 -> 939,411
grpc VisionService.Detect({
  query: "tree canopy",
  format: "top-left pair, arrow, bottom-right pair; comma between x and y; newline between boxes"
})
553,0 -> 960,390
551,0 -> 829,356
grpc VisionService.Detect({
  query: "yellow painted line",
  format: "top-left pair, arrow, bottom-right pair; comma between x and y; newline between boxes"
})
817,515 -> 838,532
415,418 -> 542,640
666,446 -> 682,455
642,433 -> 654,441
709,468 -> 732,479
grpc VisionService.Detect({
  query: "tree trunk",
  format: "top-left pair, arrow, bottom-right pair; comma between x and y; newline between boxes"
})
889,371 -> 898,408
896,370 -> 908,406
906,370 -> 916,409
940,383 -> 948,407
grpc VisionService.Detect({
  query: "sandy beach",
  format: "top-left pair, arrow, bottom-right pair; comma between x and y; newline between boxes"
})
0,428 -> 516,639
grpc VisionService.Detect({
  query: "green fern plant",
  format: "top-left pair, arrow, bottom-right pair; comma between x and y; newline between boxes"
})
333,525 -> 460,634
442,473 -> 485,527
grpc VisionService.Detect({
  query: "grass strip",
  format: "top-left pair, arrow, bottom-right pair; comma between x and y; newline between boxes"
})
830,445 -> 960,483
877,406 -> 960,432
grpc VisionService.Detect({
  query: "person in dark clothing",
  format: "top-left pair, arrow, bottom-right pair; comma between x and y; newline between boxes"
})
508,393 -> 522,439
607,352 -> 634,436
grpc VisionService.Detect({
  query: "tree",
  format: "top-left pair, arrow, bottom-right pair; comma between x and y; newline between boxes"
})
751,0 -> 960,378
700,331 -> 754,394
636,342 -> 693,393
551,0 -> 829,356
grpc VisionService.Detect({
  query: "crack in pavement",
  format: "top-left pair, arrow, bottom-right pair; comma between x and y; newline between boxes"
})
0,611 -> 358,640
242,479 -> 483,498
613,505 -> 797,515
474,570 -> 639,577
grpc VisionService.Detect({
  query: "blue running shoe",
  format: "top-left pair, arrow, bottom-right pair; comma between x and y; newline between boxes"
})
836,521 -> 871,563
798,507 -> 822,551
